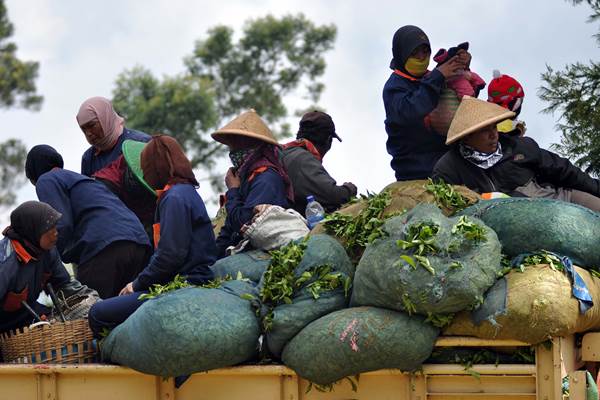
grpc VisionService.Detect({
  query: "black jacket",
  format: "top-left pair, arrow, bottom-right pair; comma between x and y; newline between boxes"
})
282,146 -> 354,214
432,135 -> 600,196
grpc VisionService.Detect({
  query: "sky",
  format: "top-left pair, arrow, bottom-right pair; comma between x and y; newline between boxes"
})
0,0 -> 598,224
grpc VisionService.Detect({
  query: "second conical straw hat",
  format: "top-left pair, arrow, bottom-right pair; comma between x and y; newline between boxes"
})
446,96 -> 515,145
212,109 -> 278,147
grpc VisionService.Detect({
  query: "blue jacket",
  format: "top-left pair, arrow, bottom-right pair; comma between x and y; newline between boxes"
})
81,128 -> 151,177
216,168 -> 289,258
132,184 -> 217,291
35,169 -> 150,265
383,69 -> 448,181
0,238 -> 70,333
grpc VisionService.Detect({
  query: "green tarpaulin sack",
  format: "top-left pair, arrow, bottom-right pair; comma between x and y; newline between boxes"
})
351,204 -> 502,315
210,250 -> 271,283
445,264 -> 600,344
101,280 -> 260,377
260,234 -> 355,357
459,198 -> 600,268
282,306 -> 439,385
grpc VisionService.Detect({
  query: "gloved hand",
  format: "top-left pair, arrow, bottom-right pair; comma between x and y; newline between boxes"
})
343,182 -> 358,196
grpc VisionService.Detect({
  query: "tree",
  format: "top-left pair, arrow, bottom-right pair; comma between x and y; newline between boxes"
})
112,14 -> 336,182
0,0 -> 42,208
539,0 -> 600,174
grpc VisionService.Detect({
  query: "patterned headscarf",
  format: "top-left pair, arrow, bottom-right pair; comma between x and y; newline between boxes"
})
459,142 -> 503,170
76,97 -> 125,152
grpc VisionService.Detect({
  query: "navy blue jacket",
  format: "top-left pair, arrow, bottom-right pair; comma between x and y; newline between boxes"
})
132,184 -> 217,291
216,169 -> 289,258
81,128 -> 151,177
35,169 -> 150,265
0,238 -> 70,333
383,69 -> 448,181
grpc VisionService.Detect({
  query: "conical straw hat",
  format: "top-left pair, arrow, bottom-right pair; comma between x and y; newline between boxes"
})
446,96 -> 515,145
212,109 -> 278,147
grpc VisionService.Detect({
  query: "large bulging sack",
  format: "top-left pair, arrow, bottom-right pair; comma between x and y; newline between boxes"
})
445,264 -> 600,344
282,306 -> 439,385
351,204 -> 502,315
210,249 -> 271,283
459,198 -> 600,268
101,280 -> 260,377
262,234 -> 354,357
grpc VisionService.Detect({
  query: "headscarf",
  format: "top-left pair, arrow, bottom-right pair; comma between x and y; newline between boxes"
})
140,135 -> 198,190
76,97 -> 125,152
25,145 -> 64,183
389,25 -> 430,72
2,201 -> 62,259
238,144 -> 294,202
459,142 -> 503,170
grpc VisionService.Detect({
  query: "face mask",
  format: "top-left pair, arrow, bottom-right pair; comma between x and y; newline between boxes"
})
229,148 -> 253,170
404,56 -> 430,77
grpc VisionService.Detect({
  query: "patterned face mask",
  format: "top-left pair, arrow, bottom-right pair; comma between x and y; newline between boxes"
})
459,142 -> 503,170
229,148 -> 254,170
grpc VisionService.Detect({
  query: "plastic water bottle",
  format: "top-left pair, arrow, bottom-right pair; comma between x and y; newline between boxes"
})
305,195 -> 325,229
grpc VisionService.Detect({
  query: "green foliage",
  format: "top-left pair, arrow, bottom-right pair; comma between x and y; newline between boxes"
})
425,312 -> 455,328
0,138 -> 26,207
323,190 -> 398,260
112,14 -> 336,188
451,216 -> 487,243
0,0 -> 42,109
540,1 -> 600,174
424,178 -> 472,214
396,222 -> 440,275
515,250 -> 566,273
138,274 -> 191,300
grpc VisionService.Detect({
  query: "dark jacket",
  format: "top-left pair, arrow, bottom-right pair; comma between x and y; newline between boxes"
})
132,184 -> 216,291
0,238 -> 70,333
35,169 -> 151,265
81,128 -> 151,177
383,69 -> 448,181
216,169 -> 289,258
282,146 -> 354,213
432,135 -> 600,196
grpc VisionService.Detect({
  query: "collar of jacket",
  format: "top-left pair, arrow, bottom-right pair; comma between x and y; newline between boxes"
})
283,139 -> 323,162
394,69 -> 422,81
10,239 -> 36,264
156,184 -> 173,202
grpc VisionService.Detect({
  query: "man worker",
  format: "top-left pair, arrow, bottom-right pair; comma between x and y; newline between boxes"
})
282,111 -> 358,214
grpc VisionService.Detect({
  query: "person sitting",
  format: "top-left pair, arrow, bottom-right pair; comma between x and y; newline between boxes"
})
0,201 -> 97,334
76,96 -> 151,177
212,109 -> 292,258
25,145 -> 151,298
383,25 -> 468,181
88,135 -> 217,337
487,70 -> 526,137
432,96 -> 600,212
282,111 -> 357,214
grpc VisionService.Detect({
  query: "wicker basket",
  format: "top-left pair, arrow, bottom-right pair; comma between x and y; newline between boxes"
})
0,319 -> 98,364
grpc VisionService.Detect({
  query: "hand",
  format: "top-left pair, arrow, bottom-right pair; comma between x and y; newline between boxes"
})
436,55 -> 465,79
225,168 -> 241,189
343,182 -> 358,196
456,49 -> 471,69
119,282 -> 134,296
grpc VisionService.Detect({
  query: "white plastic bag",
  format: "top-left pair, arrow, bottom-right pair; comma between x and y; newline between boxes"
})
243,205 -> 309,251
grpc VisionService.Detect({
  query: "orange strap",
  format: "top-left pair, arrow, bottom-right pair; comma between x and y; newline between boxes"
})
152,223 -> 161,248
10,240 -> 36,264
156,184 -> 173,202
394,69 -> 419,81
248,166 -> 268,182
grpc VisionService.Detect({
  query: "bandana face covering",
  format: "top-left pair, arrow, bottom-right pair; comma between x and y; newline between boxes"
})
459,142 -> 503,170
404,57 -> 430,77
229,148 -> 254,170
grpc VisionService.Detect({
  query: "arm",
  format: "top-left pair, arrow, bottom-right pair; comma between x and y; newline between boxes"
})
47,249 -> 71,290
81,150 -> 91,177
432,154 -> 462,185
35,177 -> 75,256
132,193 -> 191,291
384,69 -> 445,127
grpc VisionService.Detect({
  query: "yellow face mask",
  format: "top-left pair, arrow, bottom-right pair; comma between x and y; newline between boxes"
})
404,57 -> 430,77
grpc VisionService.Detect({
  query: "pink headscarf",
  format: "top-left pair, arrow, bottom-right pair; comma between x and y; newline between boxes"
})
76,96 -> 125,152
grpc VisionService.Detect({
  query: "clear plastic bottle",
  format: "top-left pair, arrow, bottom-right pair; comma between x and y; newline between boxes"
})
305,195 -> 325,229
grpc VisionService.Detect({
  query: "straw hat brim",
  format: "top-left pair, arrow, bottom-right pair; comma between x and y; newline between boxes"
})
211,129 -> 279,147
122,139 -> 157,196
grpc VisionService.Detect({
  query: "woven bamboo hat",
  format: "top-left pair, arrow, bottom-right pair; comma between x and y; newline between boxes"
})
212,109 -> 278,147
446,96 -> 515,145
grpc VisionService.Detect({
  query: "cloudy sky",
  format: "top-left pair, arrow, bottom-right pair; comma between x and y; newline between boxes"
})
1,0 -> 598,223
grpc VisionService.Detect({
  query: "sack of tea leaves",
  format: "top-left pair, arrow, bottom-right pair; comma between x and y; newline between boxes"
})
459,197 -> 600,268
210,249 -> 271,283
445,264 -> 600,344
259,234 -> 354,357
282,306 -> 439,385
101,280 -> 260,377
351,203 -> 502,316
